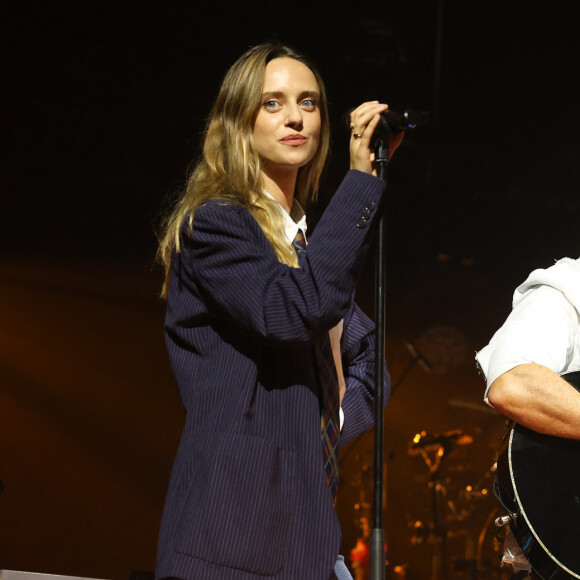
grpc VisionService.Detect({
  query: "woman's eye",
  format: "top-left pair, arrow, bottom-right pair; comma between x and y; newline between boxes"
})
301,99 -> 317,110
263,100 -> 280,110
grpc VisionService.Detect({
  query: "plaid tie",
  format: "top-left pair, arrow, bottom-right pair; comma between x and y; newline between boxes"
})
293,229 -> 340,499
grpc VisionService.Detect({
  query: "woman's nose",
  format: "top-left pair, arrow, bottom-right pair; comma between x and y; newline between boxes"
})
285,103 -> 303,129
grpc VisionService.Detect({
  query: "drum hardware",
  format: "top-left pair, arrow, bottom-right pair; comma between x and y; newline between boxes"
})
407,429 -> 472,580
408,430 -> 474,458
407,430 -> 515,580
494,513 -> 518,528
410,519 -> 430,545
407,428 -> 492,580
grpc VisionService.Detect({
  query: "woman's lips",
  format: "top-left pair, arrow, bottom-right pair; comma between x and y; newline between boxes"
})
280,135 -> 307,146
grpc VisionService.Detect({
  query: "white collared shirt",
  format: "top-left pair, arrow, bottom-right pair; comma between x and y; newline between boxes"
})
476,257 -> 580,403
262,190 -> 308,245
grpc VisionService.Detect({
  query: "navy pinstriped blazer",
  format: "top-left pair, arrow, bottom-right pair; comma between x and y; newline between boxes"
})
155,170 -> 391,580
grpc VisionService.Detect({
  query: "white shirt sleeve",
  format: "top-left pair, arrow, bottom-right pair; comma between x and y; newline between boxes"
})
476,285 -> 578,401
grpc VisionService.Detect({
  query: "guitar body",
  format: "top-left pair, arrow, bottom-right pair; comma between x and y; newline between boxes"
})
495,371 -> 580,580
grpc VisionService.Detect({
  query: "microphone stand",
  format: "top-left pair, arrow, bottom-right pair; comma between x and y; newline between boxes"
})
369,129 -> 391,580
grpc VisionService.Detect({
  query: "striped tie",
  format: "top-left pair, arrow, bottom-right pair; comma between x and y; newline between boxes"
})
292,229 -> 340,499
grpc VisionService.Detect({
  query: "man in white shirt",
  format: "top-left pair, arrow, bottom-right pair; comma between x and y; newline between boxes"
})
476,257 -> 580,439
475,257 -> 580,579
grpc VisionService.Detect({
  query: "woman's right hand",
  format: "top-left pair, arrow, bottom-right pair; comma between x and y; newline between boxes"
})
348,101 -> 404,176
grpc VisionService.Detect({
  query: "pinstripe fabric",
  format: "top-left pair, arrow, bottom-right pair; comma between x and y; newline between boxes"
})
293,228 -> 340,499
155,170 -> 391,580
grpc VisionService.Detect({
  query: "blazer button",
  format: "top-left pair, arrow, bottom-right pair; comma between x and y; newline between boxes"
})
356,218 -> 367,228
365,202 -> 375,212
361,209 -> 372,220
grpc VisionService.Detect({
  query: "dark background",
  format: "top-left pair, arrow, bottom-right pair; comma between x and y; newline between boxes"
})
1,1 -> 579,579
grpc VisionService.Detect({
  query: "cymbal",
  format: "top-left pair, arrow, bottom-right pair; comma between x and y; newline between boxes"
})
443,429 -> 474,446
408,429 -> 473,455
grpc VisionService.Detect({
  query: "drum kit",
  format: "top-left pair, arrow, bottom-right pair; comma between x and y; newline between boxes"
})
348,427 -> 515,580
406,428 -> 514,580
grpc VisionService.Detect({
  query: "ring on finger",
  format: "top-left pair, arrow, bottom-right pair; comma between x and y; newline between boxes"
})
349,121 -> 355,129
352,132 -> 362,138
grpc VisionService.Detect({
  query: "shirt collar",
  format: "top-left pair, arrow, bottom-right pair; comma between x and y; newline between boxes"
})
263,190 -> 308,245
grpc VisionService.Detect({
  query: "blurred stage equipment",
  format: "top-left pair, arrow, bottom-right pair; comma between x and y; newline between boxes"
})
389,341 -> 432,396
343,337 -> 436,579
408,429 -> 474,580
0,573 -> 108,580
407,429 -> 516,580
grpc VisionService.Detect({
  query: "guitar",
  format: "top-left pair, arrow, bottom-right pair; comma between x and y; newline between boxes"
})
494,371 -> 580,580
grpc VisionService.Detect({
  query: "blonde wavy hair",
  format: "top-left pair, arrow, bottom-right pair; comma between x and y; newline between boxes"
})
156,42 -> 331,297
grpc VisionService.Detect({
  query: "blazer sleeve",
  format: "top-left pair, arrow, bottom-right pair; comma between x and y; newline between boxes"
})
339,301 -> 391,445
177,170 -> 384,345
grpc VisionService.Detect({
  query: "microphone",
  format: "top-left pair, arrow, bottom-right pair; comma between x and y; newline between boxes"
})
405,341 -> 433,374
342,107 -> 429,137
